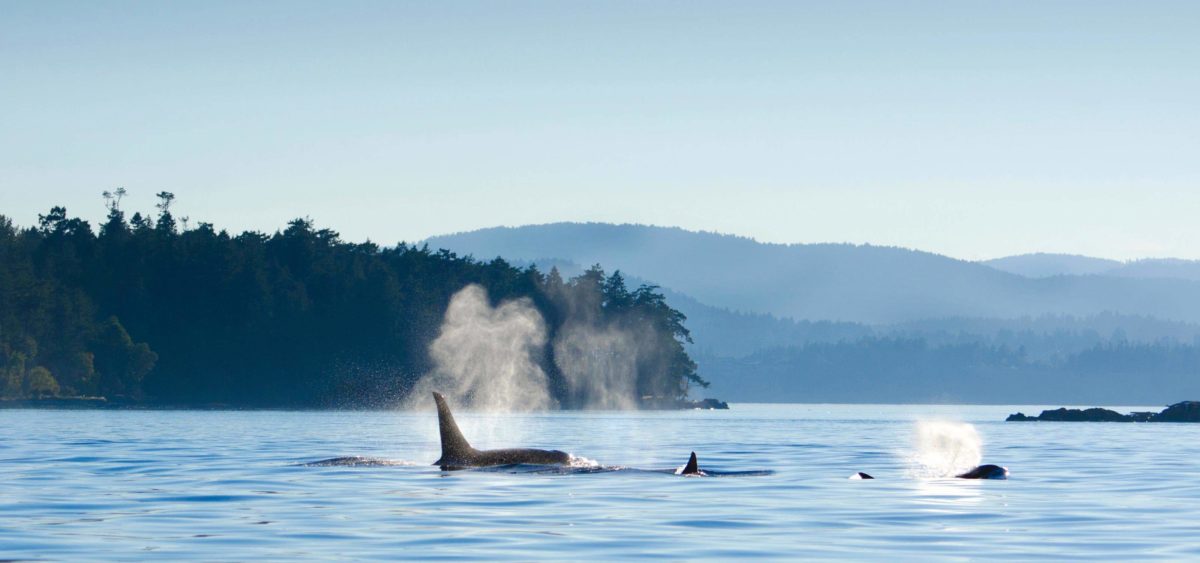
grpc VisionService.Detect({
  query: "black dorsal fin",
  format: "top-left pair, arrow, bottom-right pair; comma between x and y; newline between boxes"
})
433,392 -> 473,466
682,451 -> 700,475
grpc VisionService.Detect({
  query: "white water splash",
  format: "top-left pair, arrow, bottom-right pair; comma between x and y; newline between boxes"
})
568,455 -> 601,468
908,420 -> 983,478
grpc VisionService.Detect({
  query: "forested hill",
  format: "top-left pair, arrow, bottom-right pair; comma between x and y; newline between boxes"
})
0,198 -> 701,407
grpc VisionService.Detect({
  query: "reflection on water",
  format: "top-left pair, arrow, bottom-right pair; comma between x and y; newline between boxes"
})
2,404 -> 1199,560
912,477 -> 986,507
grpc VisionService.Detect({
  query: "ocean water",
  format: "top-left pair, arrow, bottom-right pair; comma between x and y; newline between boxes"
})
2,404 -> 1198,560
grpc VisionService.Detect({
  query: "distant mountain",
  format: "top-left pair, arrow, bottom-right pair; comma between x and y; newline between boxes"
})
982,253 -> 1121,278
426,223 -> 1200,325
1109,259 -> 1200,282
984,254 -> 1200,282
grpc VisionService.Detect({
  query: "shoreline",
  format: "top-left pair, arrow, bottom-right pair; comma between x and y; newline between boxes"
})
0,396 -> 731,411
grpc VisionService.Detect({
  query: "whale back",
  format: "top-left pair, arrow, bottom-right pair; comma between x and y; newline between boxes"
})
956,464 -> 1008,479
433,392 -> 475,467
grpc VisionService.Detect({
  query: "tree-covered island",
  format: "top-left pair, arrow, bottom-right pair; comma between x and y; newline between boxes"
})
0,192 -> 708,408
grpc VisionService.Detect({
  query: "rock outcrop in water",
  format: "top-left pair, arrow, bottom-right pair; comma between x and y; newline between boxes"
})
1007,401 -> 1200,422
1154,401 -> 1200,422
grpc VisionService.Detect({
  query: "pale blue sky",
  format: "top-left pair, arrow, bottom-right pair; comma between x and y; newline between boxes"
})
2,1 -> 1197,260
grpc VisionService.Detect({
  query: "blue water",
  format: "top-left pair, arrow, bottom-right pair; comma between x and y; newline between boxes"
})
2,404 -> 1198,560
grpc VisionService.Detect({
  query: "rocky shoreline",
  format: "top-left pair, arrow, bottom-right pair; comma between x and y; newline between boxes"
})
1007,401 -> 1200,422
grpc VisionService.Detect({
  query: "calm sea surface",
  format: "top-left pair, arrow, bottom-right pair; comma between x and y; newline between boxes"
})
2,404 -> 1198,560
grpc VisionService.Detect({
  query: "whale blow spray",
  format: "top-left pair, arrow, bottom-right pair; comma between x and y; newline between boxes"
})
406,285 -> 555,411
406,281 -> 679,412
910,420 -> 983,478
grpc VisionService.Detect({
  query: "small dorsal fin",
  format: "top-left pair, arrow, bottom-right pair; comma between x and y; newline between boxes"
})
433,392 -> 474,466
682,451 -> 700,475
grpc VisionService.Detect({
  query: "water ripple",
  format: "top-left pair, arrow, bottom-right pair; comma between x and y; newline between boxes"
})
1,405 -> 1197,560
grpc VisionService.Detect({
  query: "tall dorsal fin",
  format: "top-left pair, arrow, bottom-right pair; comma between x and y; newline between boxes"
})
682,451 -> 700,475
433,392 -> 474,465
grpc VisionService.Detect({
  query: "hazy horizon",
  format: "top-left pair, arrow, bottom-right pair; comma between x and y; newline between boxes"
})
4,205 -> 1198,264
4,1 -> 1198,261
423,221 -> 1200,264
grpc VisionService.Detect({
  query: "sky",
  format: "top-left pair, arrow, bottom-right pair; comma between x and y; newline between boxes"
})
2,1 -> 1197,261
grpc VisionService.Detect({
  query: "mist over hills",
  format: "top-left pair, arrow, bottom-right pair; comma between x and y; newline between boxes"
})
982,253 -> 1122,278
428,223 -> 1200,403
985,253 -> 1200,281
426,223 -> 1200,325
506,257 -> 874,358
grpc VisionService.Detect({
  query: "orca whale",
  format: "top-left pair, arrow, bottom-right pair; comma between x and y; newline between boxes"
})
433,392 -> 571,470
849,465 -> 1008,480
955,464 -> 1008,479
429,392 -> 767,476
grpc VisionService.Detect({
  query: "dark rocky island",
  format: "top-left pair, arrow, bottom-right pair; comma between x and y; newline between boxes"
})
1007,401 -> 1200,422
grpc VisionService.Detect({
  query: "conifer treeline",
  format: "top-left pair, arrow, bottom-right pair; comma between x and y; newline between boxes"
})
0,193 -> 703,406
